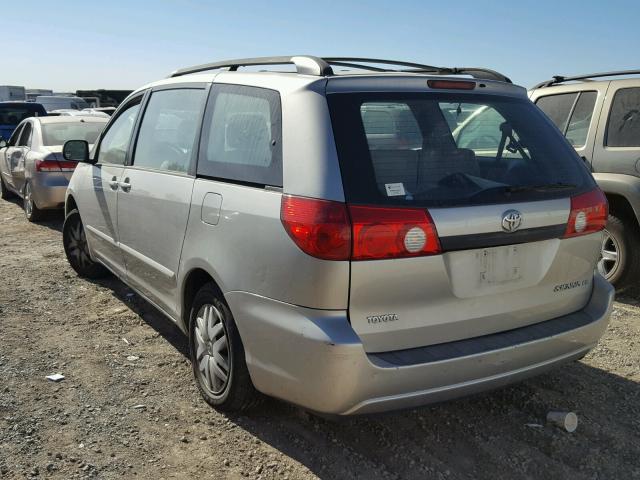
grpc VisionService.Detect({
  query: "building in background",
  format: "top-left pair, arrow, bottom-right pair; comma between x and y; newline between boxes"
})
0,86 -> 26,102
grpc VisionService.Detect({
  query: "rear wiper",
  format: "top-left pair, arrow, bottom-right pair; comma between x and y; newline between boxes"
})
505,183 -> 577,193
468,183 -> 576,200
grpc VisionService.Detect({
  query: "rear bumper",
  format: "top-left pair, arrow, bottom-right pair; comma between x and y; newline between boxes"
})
226,272 -> 614,415
30,174 -> 68,209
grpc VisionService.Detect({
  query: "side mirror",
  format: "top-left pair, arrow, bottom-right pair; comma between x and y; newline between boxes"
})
0,137 -> 6,148
63,140 -> 90,163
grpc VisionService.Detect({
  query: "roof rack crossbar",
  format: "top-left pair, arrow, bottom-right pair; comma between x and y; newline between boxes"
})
169,56 -> 334,78
533,69 -> 640,89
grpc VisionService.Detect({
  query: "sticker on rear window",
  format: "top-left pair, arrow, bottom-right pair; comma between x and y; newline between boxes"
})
385,183 -> 406,197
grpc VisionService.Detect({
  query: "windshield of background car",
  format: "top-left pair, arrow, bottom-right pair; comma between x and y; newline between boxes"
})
41,122 -> 106,146
327,92 -> 594,207
0,105 -> 44,125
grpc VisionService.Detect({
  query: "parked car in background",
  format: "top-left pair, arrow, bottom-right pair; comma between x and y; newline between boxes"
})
0,115 -> 107,221
530,70 -> 640,288
83,107 -> 116,116
61,56 -> 613,415
0,102 -> 47,143
36,95 -> 90,112
50,109 -> 110,118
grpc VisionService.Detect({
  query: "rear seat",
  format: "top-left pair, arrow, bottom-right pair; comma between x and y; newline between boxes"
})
418,147 -> 480,184
370,148 -> 480,195
370,150 -> 419,193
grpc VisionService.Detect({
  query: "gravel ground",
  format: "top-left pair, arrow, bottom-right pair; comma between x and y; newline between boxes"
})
0,197 -> 639,480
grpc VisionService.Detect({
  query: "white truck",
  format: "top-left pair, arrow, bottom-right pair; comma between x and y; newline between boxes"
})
0,86 -> 26,102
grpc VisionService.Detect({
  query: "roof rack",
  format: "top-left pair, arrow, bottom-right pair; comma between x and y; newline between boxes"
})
533,69 -> 640,89
170,56 -> 334,77
323,58 -> 512,83
169,56 -> 512,83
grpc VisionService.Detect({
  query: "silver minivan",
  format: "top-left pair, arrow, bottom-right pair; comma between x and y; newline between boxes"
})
61,56 -> 614,415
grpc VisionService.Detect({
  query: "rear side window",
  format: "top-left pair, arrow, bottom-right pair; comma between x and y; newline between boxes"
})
0,105 -> 44,126
606,87 -> 640,147
536,91 -> 597,147
133,88 -> 205,173
327,92 -> 593,208
18,122 -> 32,146
198,84 -> 282,186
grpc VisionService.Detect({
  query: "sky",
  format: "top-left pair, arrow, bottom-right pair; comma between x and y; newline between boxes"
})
2,0 -> 638,92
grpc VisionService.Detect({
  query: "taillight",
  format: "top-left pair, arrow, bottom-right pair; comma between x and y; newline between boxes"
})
35,159 -> 61,172
280,195 -> 351,260
427,79 -> 476,90
564,188 -> 608,238
280,195 -> 442,261
35,157 -> 77,172
350,205 -> 441,260
58,161 -> 78,172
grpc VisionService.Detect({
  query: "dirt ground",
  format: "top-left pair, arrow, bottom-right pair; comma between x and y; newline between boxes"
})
0,196 -> 639,480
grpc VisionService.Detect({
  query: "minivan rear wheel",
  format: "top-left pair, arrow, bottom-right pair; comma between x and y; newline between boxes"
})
63,209 -> 109,279
189,284 -> 260,411
598,213 -> 640,289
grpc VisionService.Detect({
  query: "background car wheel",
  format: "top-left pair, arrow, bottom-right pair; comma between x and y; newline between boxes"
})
597,213 -> 640,289
189,283 -> 260,412
23,181 -> 44,222
0,176 -> 15,200
63,209 -> 109,279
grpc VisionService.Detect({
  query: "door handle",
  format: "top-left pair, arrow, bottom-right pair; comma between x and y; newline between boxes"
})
109,176 -> 119,190
119,178 -> 131,191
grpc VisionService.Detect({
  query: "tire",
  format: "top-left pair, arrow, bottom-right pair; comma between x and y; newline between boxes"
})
62,208 -> 109,279
0,176 -> 14,200
189,283 -> 260,411
23,181 -> 44,222
597,213 -> 640,289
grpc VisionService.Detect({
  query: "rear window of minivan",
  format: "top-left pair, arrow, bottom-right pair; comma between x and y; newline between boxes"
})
327,92 -> 594,208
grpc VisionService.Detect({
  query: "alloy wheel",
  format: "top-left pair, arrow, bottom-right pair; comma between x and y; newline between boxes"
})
66,219 -> 92,270
24,183 -> 33,217
597,229 -> 620,279
194,304 -> 230,395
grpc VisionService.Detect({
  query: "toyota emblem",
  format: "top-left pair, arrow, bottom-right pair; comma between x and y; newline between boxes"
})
502,210 -> 522,232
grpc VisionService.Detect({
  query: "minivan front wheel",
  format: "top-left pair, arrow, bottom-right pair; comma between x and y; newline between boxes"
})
598,213 -> 640,289
189,284 -> 259,411
63,209 -> 108,279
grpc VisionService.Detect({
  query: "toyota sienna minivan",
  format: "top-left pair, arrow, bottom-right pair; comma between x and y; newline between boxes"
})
61,56 -> 614,415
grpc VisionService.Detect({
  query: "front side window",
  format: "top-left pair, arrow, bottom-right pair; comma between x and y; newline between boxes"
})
565,91 -> 597,147
606,87 -> 640,147
41,122 -> 106,146
18,122 -> 32,147
327,92 -> 593,208
132,88 -> 205,173
97,100 -> 141,165
198,84 -> 282,186
535,93 -> 578,133
536,91 -> 597,147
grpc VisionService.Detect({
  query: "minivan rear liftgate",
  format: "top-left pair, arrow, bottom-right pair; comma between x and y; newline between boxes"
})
322,84 -> 607,353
